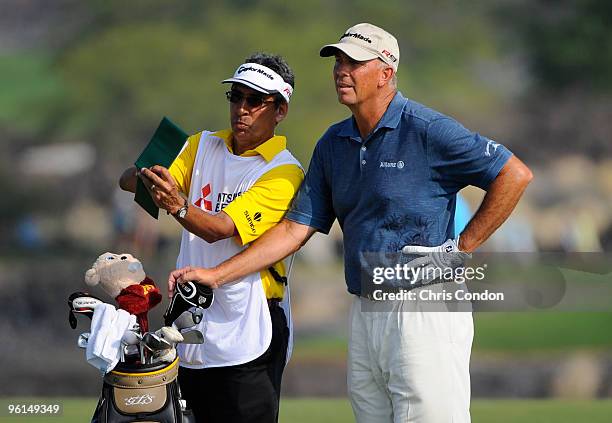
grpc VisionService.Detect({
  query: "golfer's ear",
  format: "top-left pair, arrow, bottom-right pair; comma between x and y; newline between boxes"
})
275,101 -> 288,125
378,66 -> 394,88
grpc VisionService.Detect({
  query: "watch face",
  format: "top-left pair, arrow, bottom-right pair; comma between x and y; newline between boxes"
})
178,207 -> 187,218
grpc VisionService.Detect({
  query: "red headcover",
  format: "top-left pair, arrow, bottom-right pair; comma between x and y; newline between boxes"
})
115,276 -> 162,333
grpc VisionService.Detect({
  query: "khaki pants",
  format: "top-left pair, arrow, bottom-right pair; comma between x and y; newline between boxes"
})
348,289 -> 473,423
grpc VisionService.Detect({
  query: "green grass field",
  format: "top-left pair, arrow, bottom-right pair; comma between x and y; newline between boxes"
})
2,398 -> 612,422
473,312 -> 612,352
292,312 -> 612,361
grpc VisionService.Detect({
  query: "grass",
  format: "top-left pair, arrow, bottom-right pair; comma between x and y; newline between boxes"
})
473,312 -> 612,352
2,398 -> 612,422
292,312 -> 612,361
470,400 -> 612,423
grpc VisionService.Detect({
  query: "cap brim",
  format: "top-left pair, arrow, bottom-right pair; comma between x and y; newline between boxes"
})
221,78 -> 272,94
319,43 -> 379,62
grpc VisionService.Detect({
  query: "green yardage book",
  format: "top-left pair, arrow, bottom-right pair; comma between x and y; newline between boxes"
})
134,117 -> 188,219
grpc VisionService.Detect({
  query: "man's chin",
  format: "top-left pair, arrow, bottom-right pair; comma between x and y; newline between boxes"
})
337,94 -> 356,106
231,126 -> 249,138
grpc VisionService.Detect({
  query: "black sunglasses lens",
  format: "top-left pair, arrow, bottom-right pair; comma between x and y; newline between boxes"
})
226,91 -> 240,103
226,90 -> 265,107
245,96 -> 264,107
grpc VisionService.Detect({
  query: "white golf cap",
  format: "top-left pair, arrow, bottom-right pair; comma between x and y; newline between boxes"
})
320,23 -> 400,71
222,62 -> 293,103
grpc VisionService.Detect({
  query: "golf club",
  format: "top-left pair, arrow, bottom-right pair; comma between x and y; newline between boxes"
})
67,292 -> 105,329
143,332 -> 173,351
163,281 -> 213,326
77,332 -> 90,349
158,326 -> 184,345
121,330 -> 141,363
179,329 -> 204,345
173,309 -> 203,330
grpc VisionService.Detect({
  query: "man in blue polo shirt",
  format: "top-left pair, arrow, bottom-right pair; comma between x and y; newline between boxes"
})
169,23 -> 533,423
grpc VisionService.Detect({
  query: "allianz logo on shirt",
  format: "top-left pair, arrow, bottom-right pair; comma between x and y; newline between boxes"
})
380,160 -> 405,169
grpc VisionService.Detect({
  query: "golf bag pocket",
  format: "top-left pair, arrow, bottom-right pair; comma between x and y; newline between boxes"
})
92,357 -> 194,422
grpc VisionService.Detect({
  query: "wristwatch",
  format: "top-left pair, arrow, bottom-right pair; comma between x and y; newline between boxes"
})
172,198 -> 189,219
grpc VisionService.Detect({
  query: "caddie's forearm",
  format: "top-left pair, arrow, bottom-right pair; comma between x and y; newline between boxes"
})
177,206 -> 236,244
459,155 -> 533,252
212,219 -> 313,285
119,166 -> 138,193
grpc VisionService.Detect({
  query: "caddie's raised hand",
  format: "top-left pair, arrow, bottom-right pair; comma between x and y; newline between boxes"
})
138,165 -> 184,214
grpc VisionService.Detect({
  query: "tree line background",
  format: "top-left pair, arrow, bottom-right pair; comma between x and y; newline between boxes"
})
1,0 -> 611,398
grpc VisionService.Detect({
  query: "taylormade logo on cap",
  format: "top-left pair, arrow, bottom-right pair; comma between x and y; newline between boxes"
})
237,65 -> 275,81
222,62 -> 293,103
320,22 -> 400,71
340,32 -> 373,44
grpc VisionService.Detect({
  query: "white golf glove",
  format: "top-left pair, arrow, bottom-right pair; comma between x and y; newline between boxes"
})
400,239 -> 472,286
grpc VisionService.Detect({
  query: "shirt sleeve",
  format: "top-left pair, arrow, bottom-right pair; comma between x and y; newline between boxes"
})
223,164 -> 304,245
285,140 -> 336,234
426,117 -> 513,192
168,132 -> 201,195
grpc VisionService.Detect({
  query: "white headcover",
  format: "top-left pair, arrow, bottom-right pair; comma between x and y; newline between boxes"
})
222,63 -> 293,103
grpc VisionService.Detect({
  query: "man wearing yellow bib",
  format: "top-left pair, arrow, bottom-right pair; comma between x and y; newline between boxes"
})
119,53 -> 303,423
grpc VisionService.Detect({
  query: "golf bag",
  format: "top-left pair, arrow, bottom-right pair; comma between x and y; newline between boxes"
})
91,357 -> 194,423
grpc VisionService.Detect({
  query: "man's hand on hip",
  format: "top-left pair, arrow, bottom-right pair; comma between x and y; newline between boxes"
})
139,166 -> 184,214
402,239 -> 471,268
400,239 -> 472,286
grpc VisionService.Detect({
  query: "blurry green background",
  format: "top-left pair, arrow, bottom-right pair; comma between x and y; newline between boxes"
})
1,0 -> 611,421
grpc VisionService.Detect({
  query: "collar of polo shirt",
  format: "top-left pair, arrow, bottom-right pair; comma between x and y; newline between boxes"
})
222,63 -> 293,103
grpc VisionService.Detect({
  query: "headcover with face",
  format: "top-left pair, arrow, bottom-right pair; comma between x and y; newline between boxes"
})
222,63 -> 293,103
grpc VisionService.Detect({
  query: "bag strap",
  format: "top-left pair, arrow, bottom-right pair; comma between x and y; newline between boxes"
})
267,266 -> 287,286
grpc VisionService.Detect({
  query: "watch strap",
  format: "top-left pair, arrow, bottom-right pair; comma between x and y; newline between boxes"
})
172,198 -> 188,218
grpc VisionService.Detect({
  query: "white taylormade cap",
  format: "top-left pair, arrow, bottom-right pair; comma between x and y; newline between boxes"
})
222,63 -> 294,103
320,23 -> 400,71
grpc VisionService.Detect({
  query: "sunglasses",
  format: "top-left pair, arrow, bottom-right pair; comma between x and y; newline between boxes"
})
225,90 -> 276,108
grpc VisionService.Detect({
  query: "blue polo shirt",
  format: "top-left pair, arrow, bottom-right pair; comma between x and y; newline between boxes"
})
286,92 -> 512,295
